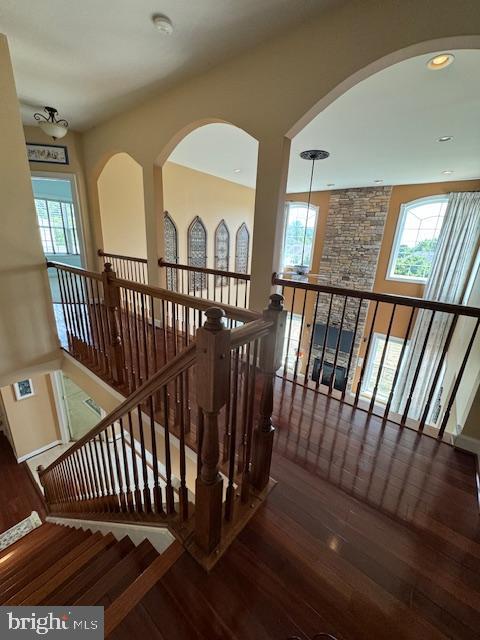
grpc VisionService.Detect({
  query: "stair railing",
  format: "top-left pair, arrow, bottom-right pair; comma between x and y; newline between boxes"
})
39,292 -> 286,566
98,249 -> 148,284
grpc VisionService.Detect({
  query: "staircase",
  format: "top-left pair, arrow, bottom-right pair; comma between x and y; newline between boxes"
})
0,521 -> 182,636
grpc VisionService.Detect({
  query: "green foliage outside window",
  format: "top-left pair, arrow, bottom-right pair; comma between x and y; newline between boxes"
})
394,238 -> 438,279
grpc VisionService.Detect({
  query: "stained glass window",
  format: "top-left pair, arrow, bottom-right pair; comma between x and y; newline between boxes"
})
164,211 -> 178,290
188,216 -> 207,290
235,223 -> 249,274
214,220 -> 230,286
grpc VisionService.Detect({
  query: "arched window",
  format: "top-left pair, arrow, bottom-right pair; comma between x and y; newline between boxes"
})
188,216 -> 207,290
164,211 -> 178,290
387,195 -> 448,283
214,219 -> 230,285
235,223 -> 250,274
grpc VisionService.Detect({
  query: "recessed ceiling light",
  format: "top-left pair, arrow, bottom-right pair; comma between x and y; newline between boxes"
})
438,136 -> 453,142
152,14 -> 174,34
233,168 -> 241,173
427,53 -> 455,70
442,170 -> 453,175
327,183 -> 335,187
374,179 -> 383,184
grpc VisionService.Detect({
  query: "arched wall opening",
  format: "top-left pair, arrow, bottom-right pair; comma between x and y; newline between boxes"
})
97,152 -> 147,259
155,122 -> 259,296
278,42 -> 480,437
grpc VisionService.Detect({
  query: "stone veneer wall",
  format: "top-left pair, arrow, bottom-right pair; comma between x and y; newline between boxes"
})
312,186 -> 392,390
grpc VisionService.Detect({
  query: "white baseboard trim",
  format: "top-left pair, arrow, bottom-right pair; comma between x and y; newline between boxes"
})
17,440 -> 63,463
454,433 -> 480,456
46,516 -> 175,553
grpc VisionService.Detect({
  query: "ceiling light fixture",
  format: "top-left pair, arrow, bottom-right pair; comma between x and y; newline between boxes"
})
438,136 -> 453,142
34,106 -> 69,140
442,170 -> 453,175
427,53 -> 455,70
233,168 -> 241,173
152,14 -> 174,34
374,179 -> 383,184
327,183 -> 335,187
296,149 -> 330,275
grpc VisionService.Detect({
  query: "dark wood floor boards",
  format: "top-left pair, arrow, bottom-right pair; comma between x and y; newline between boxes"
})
0,434 -> 46,532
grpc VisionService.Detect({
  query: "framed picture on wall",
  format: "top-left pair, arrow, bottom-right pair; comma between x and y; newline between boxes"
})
26,143 -> 69,165
13,379 -> 35,401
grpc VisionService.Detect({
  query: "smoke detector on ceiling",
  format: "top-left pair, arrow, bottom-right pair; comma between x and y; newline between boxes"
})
152,14 -> 174,35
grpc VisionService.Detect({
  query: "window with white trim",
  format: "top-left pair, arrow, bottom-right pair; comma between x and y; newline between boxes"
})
387,195 -> 448,283
281,202 -> 317,270
35,197 -> 79,255
361,333 -> 405,403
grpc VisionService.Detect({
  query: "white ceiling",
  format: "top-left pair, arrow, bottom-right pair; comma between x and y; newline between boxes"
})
0,0 -> 334,130
169,124 -> 259,188
166,49 -> 480,192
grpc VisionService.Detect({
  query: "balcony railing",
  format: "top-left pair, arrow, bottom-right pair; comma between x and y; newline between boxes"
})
44,260 -> 285,566
159,258 -> 251,309
98,249 -> 148,284
273,271 -> 480,439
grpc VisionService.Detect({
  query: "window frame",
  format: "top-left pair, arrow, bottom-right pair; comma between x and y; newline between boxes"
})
361,332 -> 407,403
386,194 -> 448,285
31,171 -> 86,266
281,201 -> 319,272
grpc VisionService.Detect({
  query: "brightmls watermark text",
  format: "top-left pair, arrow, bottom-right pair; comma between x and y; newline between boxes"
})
0,607 -> 103,638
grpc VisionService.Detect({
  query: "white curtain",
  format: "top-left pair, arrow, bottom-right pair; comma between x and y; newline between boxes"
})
391,191 -> 480,421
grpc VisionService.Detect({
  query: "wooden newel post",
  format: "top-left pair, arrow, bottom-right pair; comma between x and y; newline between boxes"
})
102,263 -> 125,385
195,307 -> 231,554
251,293 -> 286,491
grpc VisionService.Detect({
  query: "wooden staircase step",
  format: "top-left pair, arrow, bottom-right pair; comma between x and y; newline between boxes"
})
0,523 -> 63,577
31,533 -> 117,606
74,539 -> 158,606
0,524 -> 75,581
5,530 -> 103,605
0,522 -> 54,562
0,528 -> 90,602
44,536 -> 136,606
104,541 -> 184,637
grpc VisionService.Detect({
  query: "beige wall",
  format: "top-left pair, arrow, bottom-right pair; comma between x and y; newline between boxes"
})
97,152 -> 147,259
162,161 -> 255,269
22,125 -> 94,269
0,374 -> 61,460
0,34 -> 59,386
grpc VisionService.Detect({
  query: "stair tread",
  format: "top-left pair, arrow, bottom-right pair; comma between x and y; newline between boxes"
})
0,524 -> 75,582
0,528 -> 90,602
0,523 -> 63,577
33,533 -> 117,606
0,522 -> 53,561
5,530 -> 105,605
44,535 -> 136,606
75,539 -> 158,606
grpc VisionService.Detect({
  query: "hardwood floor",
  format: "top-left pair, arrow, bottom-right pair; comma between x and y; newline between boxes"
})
0,434 -> 46,533
113,380 -> 480,640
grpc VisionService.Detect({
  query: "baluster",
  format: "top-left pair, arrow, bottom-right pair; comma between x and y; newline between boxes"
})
149,396 -> 164,515
384,306 -> 416,419
343,297 -> 363,400
118,418 -> 134,512
162,387 -> 175,514
127,412 -> 142,512
304,290 -> 320,383
329,296 -> 348,394
316,293 -> 334,389
369,303 -> 396,412
251,294 -> 286,491
111,424 -> 127,512
401,310 -> 436,424
195,308 -> 230,553
240,339 -> 259,503
354,301 -> 379,404
136,405 -> 152,513
225,348 -> 240,521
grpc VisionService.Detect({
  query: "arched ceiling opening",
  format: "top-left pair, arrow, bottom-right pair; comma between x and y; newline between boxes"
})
287,49 -> 480,192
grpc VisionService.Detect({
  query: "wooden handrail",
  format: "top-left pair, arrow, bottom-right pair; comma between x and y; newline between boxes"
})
113,276 -> 259,323
159,258 -> 251,281
273,272 -> 480,318
230,319 -> 273,348
39,344 -> 197,476
98,249 -> 148,264
47,260 -> 102,280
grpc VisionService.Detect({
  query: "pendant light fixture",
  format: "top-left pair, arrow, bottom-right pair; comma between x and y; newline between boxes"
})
295,149 -> 330,275
34,106 -> 69,140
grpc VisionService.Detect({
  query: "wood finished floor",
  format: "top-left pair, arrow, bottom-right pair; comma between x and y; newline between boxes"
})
112,379 -> 480,640
0,434 -> 46,533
